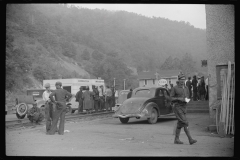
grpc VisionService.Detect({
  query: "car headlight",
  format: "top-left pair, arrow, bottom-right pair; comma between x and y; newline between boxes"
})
142,108 -> 148,114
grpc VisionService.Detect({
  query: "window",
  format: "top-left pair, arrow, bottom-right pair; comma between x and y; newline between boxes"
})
144,79 -> 147,85
135,89 -> 151,97
158,90 -> 163,97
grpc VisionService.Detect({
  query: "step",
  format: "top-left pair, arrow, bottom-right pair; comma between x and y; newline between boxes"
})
187,109 -> 209,113
187,106 -> 209,109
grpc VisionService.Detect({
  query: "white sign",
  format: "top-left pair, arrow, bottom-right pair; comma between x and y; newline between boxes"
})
158,79 -> 167,86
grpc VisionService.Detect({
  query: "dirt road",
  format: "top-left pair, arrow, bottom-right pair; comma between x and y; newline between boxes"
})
6,113 -> 234,157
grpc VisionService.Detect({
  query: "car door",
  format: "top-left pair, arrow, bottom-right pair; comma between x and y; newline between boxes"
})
153,89 -> 167,115
163,89 -> 173,114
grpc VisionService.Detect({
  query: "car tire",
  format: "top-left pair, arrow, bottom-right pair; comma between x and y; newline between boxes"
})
16,112 -> 26,119
16,103 -> 28,118
147,108 -> 158,124
119,117 -> 129,124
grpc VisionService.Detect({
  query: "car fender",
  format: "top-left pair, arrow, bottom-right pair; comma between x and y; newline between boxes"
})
35,99 -> 45,108
141,102 -> 159,117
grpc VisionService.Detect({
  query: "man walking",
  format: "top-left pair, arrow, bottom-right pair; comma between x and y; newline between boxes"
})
170,73 -> 197,145
75,86 -> 83,114
105,85 -> 112,111
47,82 -> 72,135
43,83 -> 54,132
186,77 -> 192,100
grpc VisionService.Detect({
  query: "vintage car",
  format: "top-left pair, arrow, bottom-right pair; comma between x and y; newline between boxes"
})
112,86 -> 175,124
112,90 -> 130,111
15,89 -> 73,119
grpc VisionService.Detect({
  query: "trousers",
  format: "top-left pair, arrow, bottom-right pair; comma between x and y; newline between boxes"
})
94,100 -> 99,112
45,102 -> 54,132
47,102 -> 67,135
106,97 -> 112,111
172,104 -> 189,128
78,100 -> 83,113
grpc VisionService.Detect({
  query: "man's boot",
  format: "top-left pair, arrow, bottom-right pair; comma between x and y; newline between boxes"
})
174,128 -> 183,144
184,127 -> 197,145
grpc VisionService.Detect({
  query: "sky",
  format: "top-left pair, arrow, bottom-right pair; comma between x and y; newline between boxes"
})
72,4 -> 206,29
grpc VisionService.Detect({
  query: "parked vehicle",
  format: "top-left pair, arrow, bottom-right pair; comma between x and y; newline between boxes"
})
43,78 -> 105,113
112,90 -> 130,111
112,86 -> 175,124
15,89 -> 72,119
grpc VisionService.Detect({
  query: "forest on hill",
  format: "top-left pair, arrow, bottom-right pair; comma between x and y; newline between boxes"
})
6,4 -> 207,99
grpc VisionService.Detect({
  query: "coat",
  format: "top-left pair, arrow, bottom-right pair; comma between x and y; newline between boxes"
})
82,90 -> 93,110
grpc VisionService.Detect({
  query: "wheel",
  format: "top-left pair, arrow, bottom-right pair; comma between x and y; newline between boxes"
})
119,117 -> 129,124
16,112 -> 26,119
16,103 -> 28,119
147,108 -> 158,124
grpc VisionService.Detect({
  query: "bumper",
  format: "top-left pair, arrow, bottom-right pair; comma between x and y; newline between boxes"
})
112,113 -> 149,119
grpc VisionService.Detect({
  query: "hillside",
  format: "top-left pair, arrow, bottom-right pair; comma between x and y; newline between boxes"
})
6,4 -> 207,101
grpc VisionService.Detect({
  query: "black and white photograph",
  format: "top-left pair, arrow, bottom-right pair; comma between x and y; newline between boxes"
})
5,3 -> 234,157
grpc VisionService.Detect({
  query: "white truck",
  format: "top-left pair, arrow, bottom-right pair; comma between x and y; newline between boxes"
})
43,78 -> 106,113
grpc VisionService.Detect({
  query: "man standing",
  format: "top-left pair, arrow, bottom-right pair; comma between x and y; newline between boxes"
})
105,85 -> 112,111
205,77 -> 209,100
98,85 -> 104,111
127,88 -> 133,99
192,75 -> 198,101
75,86 -> 83,114
92,85 -> 99,113
170,73 -> 197,145
186,77 -> 192,100
43,83 -> 53,132
82,86 -> 93,114
47,82 -> 72,135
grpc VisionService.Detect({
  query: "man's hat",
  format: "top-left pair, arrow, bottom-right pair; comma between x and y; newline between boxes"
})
178,72 -> 186,81
55,81 -> 62,86
44,83 -> 50,88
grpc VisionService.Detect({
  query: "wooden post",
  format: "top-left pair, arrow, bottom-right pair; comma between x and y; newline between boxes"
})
225,61 -> 231,134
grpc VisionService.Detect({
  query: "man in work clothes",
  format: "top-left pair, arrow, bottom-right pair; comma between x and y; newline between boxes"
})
105,85 -> 112,111
75,86 -> 83,114
27,102 -> 44,125
186,77 -> 192,100
43,83 -> 54,132
170,73 -> 197,145
82,86 -> 94,114
92,85 -> 100,112
47,82 -> 72,135
192,75 -> 198,101
98,85 -> 104,111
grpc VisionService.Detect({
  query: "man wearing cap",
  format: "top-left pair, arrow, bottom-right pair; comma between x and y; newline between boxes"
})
47,81 -> 72,135
75,86 -> 83,114
92,85 -> 99,113
105,85 -> 112,111
170,72 -> 197,145
98,85 -> 104,111
43,83 -> 54,132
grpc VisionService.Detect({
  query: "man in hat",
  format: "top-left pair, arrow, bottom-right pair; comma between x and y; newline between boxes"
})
104,85 -> 112,111
75,86 -> 83,114
186,77 -> 192,100
47,81 -> 72,135
92,85 -> 100,113
170,73 -> 197,145
43,83 -> 54,132
98,85 -> 104,111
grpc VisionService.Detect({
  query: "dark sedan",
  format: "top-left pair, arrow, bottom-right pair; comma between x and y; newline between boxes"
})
112,86 -> 175,124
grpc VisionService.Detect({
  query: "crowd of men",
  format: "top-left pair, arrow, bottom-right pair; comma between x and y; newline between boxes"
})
75,85 -> 116,114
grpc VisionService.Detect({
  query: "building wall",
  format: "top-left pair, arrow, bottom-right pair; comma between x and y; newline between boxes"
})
205,5 -> 234,124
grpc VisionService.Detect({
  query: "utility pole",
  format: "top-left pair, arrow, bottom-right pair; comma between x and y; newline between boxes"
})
123,79 -> 126,90
113,78 -> 116,92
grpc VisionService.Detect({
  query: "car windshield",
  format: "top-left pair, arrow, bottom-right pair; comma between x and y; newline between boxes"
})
133,89 -> 152,98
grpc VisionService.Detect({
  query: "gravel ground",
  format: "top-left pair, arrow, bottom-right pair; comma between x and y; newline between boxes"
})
6,113 -> 234,157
